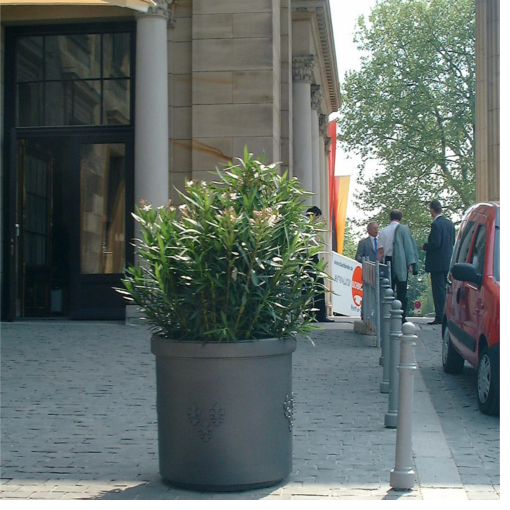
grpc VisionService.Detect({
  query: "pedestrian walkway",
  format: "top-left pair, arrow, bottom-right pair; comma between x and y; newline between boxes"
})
0,318 -> 500,500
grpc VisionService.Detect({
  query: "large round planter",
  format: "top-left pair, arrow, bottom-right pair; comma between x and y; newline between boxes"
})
151,335 -> 297,491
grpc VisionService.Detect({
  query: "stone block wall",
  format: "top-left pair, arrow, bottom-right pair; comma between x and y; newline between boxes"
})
169,0 -> 193,206
0,25 -> 4,297
184,0 -> 282,185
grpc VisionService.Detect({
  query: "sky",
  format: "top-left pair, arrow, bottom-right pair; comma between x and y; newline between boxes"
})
329,0 -> 380,227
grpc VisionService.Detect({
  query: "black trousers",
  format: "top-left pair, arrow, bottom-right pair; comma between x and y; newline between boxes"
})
430,271 -> 448,322
386,256 -> 408,321
311,254 -> 327,320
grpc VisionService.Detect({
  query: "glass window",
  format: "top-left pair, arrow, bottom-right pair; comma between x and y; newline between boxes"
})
103,33 -> 131,78
17,83 -> 43,127
80,144 -> 126,274
15,31 -> 131,128
103,79 -> 130,125
45,35 -> 101,80
469,225 -> 487,276
455,221 -> 477,265
16,36 -> 44,82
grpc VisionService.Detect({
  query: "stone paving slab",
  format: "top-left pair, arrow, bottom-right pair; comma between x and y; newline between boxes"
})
0,318 -> 500,500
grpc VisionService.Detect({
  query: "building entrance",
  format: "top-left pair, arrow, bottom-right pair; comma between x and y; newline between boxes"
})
12,134 -> 134,320
2,23 -> 135,321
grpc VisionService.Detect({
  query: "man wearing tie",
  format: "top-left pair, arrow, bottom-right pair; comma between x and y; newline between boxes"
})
355,222 -> 379,263
420,200 -> 456,325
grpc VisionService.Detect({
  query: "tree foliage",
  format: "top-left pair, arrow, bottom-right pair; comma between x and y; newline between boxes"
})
338,0 -> 475,234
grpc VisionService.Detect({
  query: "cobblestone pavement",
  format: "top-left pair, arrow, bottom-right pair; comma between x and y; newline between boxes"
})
0,319 -> 500,500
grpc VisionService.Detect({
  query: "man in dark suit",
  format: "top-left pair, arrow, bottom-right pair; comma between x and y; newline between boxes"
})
355,221 -> 379,263
420,200 -> 456,325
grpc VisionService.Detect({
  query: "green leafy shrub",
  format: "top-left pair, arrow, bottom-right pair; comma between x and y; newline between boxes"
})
119,150 -> 329,342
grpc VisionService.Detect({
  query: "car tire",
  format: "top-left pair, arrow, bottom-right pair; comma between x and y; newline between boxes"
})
442,325 -> 464,374
477,346 -> 500,416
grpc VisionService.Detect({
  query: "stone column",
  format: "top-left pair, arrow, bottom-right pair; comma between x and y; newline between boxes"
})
135,0 -> 172,208
475,0 -> 500,202
319,114 -> 329,224
292,56 -> 315,201
310,85 -> 322,204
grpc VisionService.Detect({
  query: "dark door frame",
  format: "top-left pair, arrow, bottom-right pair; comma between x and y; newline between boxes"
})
2,22 -> 136,321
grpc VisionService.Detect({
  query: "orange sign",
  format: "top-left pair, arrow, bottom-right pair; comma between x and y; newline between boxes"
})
351,266 -> 363,307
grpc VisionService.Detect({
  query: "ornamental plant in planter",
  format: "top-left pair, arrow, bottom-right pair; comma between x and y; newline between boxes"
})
118,149 -> 329,491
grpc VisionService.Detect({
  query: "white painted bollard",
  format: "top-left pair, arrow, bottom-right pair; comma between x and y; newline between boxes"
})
385,300 -> 402,428
390,322 -> 418,490
380,288 -> 394,393
379,279 -> 390,366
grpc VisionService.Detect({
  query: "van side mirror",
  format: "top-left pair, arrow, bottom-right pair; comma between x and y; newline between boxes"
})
451,263 -> 482,286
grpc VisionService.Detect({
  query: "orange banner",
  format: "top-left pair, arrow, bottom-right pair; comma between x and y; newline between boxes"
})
333,176 -> 350,254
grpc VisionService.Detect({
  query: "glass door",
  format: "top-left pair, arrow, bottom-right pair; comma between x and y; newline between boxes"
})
69,135 -> 134,319
17,141 -> 54,317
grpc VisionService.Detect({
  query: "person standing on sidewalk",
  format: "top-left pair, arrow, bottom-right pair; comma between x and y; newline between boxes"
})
306,206 -> 333,323
420,200 -> 456,325
377,210 -> 416,322
355,221 -> 379,263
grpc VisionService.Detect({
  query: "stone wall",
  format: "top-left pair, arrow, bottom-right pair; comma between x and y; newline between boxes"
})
187,0 -> 282,186
0,25 -> 6,317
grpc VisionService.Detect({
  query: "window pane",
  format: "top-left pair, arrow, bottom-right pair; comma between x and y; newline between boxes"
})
80,144 -> 126,274
103,33 -> 131,78
72,80 -> 101,125
17,83 -> 43,126
45,80 -> 100,126
103,79 -> 130,125
470,226 -> 487,275
45,34 -> 101,80
16,36 -> 44,82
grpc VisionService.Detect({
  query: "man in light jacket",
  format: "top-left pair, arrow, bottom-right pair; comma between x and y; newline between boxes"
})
392,222 -> 419,323
378,210 -> 418,323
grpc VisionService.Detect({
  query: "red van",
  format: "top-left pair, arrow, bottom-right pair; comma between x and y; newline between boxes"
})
441,202 -> 500,415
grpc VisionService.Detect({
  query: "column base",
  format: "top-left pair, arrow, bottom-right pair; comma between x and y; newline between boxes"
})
380,381 -> 389,393
384,411 -> 398,428
390,468 -> 415,490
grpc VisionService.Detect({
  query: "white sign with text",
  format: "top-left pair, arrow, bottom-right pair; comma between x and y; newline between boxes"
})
331,252 -> 363,316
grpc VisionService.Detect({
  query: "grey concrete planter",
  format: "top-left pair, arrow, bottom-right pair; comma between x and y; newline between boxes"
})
151,335 -> 297,491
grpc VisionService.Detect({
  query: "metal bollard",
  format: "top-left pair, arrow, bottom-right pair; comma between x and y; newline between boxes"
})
390,322 -> 418,490
380,288 -> 394,393
377,277 -> 391,356
379,278 -> 391,366
385,299 -> 403,428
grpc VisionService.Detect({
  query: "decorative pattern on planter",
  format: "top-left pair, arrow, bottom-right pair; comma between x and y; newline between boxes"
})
283,393 -> 294,431
188,403 -> 225,442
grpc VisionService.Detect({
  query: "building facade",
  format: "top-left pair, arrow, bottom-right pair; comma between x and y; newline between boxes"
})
475,0 -> 500,203
0,0 -> 340,320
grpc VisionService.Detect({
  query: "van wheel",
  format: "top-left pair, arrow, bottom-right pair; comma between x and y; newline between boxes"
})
442,325 -> 464,374
477,346 -> 500,416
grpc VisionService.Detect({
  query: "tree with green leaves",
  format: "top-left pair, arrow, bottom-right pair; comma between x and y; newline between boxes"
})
338,0 -> 475,236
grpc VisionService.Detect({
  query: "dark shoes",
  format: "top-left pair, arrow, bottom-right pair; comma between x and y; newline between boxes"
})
315,317 -> 334,323
427,320 -> 441,325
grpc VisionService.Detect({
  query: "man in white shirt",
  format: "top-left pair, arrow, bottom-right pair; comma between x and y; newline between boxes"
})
377,210 -> 411,322
377,210 -> 402,264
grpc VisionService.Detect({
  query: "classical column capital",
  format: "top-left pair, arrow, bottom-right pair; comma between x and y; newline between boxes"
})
311,84 -> 323,112
136,0 -> 176,24
319,114 -> 329,138
324,136 -> 333,152
292,55 -> 315,83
